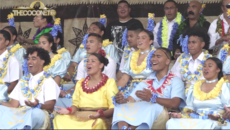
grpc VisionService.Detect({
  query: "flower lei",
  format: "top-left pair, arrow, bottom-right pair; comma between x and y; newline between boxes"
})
193,77 -> 228,101
157,12 -> 183,51
81,74 -> 108,93
179,50 -> 212,82
219,44 -> 230,63
57,47 -> 68,55
0,49 -> 14,84
20,71 -> 51,101
176,15 -> 206,38
130,47 -> 155,74
9,43 -> 23,54
216,17 -> 225,37
144,71 -> 175,97
43,54 -> 62,71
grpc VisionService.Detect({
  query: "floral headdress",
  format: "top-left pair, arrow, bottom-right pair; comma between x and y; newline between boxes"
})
146,13 -> 155,32
99,14 -> 106,27
177,34 -> 189,55
50,18 -> 62,38
7,13 -> 15,27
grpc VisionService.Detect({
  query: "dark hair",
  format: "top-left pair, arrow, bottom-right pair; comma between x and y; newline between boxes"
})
0,30 -> 11,43
205,57 -> 223,80
88,33 -> 103,43
90,53 -> 109,72
55,31 -> 64,48
24,46 -> 51,66
127,22 -> 144,34
140,29 -> 154,41
41,16 -> 54,24
157,47 -> 172,60
3,26 -> 17,42
40,33 -> 57,54
186,27 -> 210,50
91,22 -> 106,37
164,0 -> 178,8
118,0 -> 130,8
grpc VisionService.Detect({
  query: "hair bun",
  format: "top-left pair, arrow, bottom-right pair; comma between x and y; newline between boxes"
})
98,49 -> 106,57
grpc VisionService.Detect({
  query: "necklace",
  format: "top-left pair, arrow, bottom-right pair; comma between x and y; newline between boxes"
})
206,78 -> 218,83
49,52 -> 52,55
140,49 -> 150,54
219,44 -> 230,63
81,74 -> 108,94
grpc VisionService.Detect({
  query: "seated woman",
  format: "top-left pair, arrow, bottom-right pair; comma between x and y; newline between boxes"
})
112,48 -> 185,129
167,57 -> 230,129
116,29 -> 155,99
53,53 -> 118,129
0,46 -> 60,129
66,21 -> 119,83
217,27 -> 230,81
37,33 -> 67,86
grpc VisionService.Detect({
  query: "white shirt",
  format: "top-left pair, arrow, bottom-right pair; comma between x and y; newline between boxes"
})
0,50 -> 22,83
76,56 -> 117,80
9,71 -> 60,107
153,18 -> 176,49
171,52 -> 205,85
119,47 -> 135,71
208,14 -> 229,49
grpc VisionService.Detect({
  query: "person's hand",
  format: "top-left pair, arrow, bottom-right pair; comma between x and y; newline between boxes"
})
135,88 -> 152,102
60,90 -> 67,97
17,35 -> 25,43
115,91 -> 125,104
89,112 -> 100,119
208,114 -> 220,121
168,112 -> 182,118
223,105 -> 230,120
25,98 -> 39,107
55,106 -> 70,115
63,73 -> 71,81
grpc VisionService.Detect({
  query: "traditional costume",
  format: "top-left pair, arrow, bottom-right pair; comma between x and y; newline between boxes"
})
112,71 -> 185,129
0,71 -> 60,129
166,77 -> 230,129
217,44 -> 230,75
53,74 -> 119,129
0,49 -> 22,102
33,23 -> 53,44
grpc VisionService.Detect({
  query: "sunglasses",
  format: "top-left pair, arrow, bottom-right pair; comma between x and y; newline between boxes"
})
226,4 -> 230,8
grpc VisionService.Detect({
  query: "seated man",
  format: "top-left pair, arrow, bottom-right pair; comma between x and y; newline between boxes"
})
0,46 -> 60,129
0,30 -> 22,102
112,48 -> 185,129
171,28 -> 212,95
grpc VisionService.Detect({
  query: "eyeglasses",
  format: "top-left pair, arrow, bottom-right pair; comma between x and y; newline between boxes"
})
224,4 -> 230,8
164,7 -> 176,11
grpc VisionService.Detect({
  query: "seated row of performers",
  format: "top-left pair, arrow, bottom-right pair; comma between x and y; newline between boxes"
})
1,18 -> 230,129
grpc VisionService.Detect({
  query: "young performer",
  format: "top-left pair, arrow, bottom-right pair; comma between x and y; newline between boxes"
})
112,48 -> 185,129
0,30 -> 22,102
0,46 -> 60,129
53,53 -> 118,129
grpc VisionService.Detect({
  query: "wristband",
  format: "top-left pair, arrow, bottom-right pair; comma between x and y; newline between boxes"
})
67,107 -> 72,114
150,93 -> 158,103
67,72 -> 71,76
65,93 -> 71,99
118,86 -> 123,91
97,109 -> 104,118
33,103 -> 42,108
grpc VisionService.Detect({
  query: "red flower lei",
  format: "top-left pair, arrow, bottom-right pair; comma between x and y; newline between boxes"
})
81,74 -> 108,93
144,71 -> 175,97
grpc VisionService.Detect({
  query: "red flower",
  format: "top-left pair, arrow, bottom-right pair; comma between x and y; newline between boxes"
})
98,49 -> 106,57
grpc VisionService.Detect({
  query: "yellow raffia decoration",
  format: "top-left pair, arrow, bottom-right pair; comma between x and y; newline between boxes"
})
202,4 -> 206,9
79,44 -> 84,48
130,50 -> 147,74
20,72 -> 51,101
7,13 -> 14,19
161,12 -> 182,48
102,39 -> 112,47
148,13 -> 154,19
193,77 -> 229,101
43,54 -> 62,71
100,14 -> 106,18
228,9 -> 230,17
54,18 -> 61,25
57,47 -> 68,55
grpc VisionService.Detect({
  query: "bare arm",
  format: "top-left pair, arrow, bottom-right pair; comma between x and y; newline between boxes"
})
103,108 -> 114,118
54,75 -> 61,86
116,70 -> 123,81
2,99 -> 20,108
117,73 -> 131,88
227,75 -> 230,82
7,80 -> 18,93
41,100 -> 56,113
156,97 -> 181,110
68,62 -> 78,76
